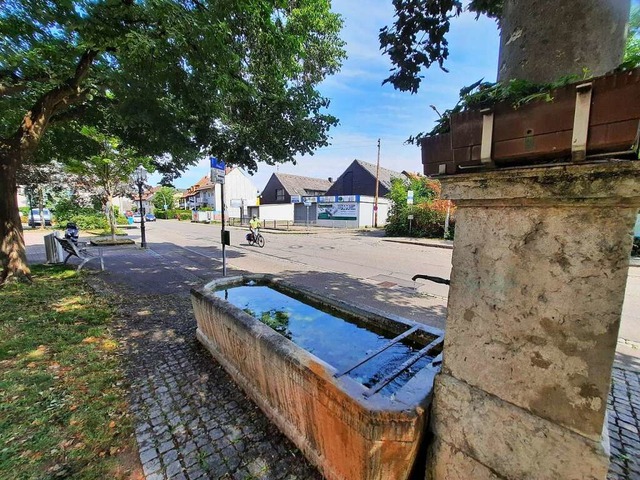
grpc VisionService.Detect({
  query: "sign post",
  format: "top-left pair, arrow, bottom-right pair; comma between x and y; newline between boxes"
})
210,157 -> 227,276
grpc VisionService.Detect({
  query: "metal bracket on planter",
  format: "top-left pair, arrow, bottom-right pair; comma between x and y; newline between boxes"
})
480,108 -> 495,167
571,82 -> 593,162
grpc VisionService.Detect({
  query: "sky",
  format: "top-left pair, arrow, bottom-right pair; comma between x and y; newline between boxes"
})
151,1 -> 502,191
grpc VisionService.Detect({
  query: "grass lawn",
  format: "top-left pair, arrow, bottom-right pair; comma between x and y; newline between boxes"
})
0,265 -> 140,479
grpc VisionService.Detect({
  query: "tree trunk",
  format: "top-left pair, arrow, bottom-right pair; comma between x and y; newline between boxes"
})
0,146 -> 32,284
108,194 -> 117,242
498,0 -> 631,83
37,186 -> 45,230
0,49 -> 97,283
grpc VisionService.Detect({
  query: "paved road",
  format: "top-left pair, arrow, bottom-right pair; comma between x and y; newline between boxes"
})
135,220 -> 640,345
131,221 -> 452,330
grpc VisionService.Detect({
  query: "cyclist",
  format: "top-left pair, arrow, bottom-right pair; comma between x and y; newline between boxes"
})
249,214 -> 260,242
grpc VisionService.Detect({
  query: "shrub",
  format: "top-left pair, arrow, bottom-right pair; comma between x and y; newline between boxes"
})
385,177 -> 456,239
155,209 -> 192,220
161,209 -> 192,221
633,237 -> 640,257
63,213 -> 109,230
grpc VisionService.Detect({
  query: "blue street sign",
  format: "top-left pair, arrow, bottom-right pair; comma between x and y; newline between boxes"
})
210,157 -> 225,170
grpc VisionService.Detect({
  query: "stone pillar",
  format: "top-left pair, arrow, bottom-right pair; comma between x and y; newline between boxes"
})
426,163 -> 640,480
497,0 -> 630,83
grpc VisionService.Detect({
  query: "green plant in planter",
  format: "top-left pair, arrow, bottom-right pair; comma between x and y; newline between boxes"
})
408,72 -> 591,143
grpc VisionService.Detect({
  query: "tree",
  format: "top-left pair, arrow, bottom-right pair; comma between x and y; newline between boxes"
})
64,128 -> 151,242
0,0 -> 345,284
17,161 -> 69,229
380,0 -> 630,92
385,177 -> 452,238
624,7 -> 640,68
152,186 -> 178,213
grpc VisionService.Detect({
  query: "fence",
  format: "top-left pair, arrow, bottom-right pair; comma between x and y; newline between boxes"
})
227,218 -> 294,231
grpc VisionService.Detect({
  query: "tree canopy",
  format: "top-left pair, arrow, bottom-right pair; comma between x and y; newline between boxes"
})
380,0 -> 501,93
0,0 -> 345,283
1,0 -> 346,175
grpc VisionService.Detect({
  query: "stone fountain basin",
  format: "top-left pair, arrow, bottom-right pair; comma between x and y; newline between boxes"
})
191,274 -> 442,480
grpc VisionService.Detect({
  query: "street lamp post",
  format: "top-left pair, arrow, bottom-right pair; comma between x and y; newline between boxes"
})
132,165 -> 148,248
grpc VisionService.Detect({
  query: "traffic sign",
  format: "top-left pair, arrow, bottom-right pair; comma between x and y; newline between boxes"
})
210,157 -> 225,170
210,156 -> 225,184
407,190 -> 414,205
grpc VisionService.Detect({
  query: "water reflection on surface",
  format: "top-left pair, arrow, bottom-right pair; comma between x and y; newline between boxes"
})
215,284 -> 432,396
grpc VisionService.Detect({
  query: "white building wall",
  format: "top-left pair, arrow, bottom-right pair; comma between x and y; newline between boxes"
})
258,203 -> 294,221
112,196 -> 134,214
358,196 -> 390,228
217,169 -> 259,218
17,187 -> 28,208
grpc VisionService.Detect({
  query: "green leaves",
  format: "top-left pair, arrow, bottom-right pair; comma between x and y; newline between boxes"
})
380,0 -> 462,93
380,0 -> 503,93
622,7 -> 640,69
151,186 -> 178,212
1,0 -> 346,176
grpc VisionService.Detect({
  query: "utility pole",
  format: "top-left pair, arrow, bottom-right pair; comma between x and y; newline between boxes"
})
221,182 -> 226,276
374,138 -> 380,228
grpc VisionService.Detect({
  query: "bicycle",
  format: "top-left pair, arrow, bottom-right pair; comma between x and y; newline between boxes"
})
246,231 -> 265,248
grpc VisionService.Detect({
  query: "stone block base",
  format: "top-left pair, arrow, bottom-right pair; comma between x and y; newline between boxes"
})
427,374 -> 610,480
427,438 -> 500,480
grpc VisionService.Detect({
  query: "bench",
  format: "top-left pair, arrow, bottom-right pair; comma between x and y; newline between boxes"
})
55,237 -> 104,271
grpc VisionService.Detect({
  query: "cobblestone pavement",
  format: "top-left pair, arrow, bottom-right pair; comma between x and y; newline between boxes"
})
102,286 -> 323,480
608,366 -> 640,480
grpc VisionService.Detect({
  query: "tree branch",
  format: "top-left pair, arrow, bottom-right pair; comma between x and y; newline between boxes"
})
0,72 -> 54,98
9,49 -> 98,163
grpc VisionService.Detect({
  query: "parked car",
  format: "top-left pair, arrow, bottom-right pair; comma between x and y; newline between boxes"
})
28,208 -> 52,227
145,213 -> 156,222
132,213 -> 142,223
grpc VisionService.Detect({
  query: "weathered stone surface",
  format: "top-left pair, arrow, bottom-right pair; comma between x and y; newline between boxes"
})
497,0 -> 630,83
426,437 -> 501,480
441,162 -> 640,207
429,374 -> 610,480
439,163 -> 640,439
192,276 -> 438,480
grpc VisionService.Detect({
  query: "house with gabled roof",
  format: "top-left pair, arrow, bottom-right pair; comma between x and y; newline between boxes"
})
256,173 -> 333,222
260,173 -> 332,204
180,175 -> 216,210
178,168 -> 259,221
324,159 -> 403,197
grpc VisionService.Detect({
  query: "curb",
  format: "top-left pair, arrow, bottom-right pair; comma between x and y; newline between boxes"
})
382,238 -> 454,250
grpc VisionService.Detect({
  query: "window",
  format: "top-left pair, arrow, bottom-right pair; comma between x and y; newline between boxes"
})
276,188 -> 285,202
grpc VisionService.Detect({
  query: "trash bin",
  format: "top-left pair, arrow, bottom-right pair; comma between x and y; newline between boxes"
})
44,232 -> 64,264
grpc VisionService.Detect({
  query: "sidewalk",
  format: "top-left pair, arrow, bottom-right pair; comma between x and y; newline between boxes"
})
23,235 -> 640,480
